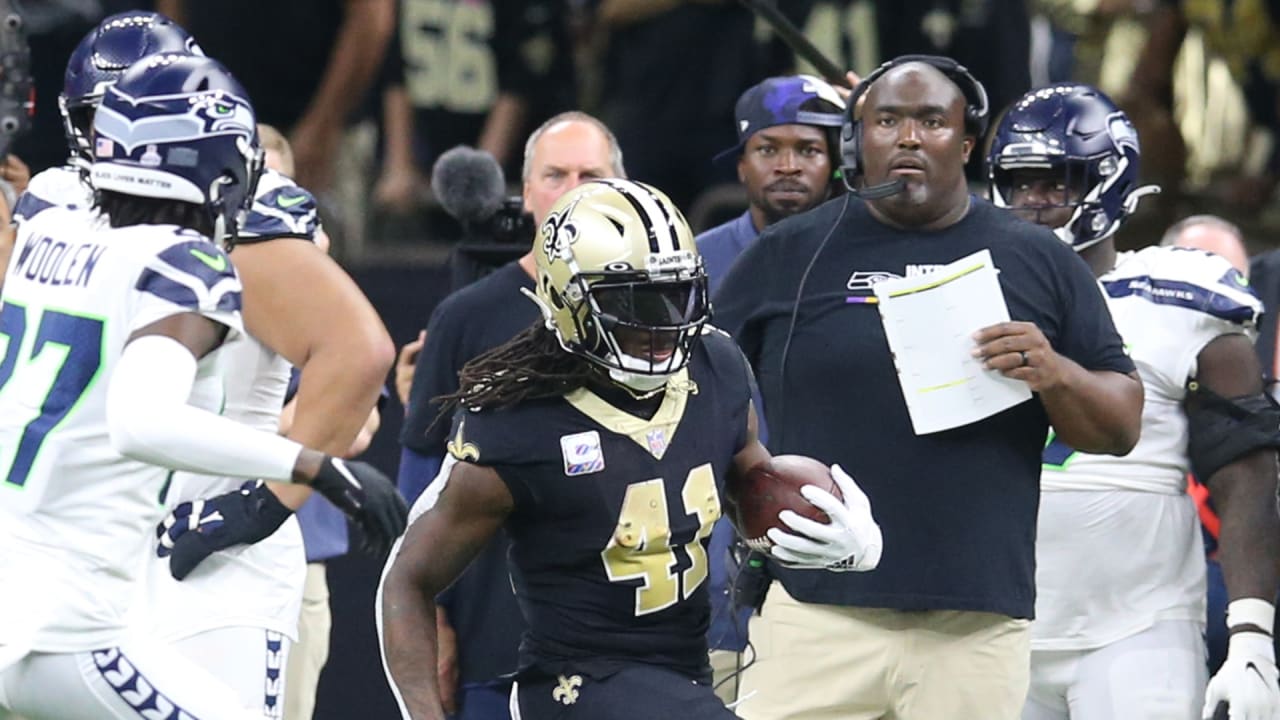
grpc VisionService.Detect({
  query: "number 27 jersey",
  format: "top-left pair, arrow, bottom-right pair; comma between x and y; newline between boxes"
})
0,206 -> 242,652
445,329 -> 753,680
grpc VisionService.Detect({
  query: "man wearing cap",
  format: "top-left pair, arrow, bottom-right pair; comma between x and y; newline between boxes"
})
697,74 -> 847,294
695,75 -> 845,704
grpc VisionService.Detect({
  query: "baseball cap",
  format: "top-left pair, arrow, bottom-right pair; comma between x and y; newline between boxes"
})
714,74 -> 847,164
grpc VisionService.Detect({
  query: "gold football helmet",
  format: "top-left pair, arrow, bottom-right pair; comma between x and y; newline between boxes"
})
530,179 -> 709,384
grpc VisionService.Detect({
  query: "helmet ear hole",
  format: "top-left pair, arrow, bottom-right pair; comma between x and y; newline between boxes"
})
545,281 -> 566,311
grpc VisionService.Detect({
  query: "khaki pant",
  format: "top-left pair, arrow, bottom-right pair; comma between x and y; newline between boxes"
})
736,582 -> 1030,720
284,564 -> 331,720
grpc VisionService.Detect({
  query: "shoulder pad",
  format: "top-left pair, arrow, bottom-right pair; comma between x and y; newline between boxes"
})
15,166 -> 93,222
1103,246 -> 1261,329
236,170 -> 320,243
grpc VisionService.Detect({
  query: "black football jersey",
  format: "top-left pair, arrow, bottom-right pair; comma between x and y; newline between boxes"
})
445,329 -> 752,679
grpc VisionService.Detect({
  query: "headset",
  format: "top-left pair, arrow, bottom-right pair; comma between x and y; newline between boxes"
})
838,54 -> 990,197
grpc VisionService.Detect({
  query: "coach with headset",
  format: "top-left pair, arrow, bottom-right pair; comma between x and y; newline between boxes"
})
713,56 -> 1143,720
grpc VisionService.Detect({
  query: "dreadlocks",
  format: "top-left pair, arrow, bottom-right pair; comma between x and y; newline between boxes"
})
431,321 -> 600,426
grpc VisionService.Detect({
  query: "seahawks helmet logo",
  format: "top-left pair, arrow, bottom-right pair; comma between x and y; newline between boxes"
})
94,86 -> 254,155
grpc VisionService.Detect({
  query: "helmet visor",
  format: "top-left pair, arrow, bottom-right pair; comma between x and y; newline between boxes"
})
591,278 -> 706,328
581,275 -> 709,375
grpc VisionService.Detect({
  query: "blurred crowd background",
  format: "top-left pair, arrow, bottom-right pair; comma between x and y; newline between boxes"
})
11,0 -> 1280,717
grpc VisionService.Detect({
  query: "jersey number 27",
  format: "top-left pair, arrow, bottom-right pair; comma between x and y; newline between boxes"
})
0,303 -> 104,488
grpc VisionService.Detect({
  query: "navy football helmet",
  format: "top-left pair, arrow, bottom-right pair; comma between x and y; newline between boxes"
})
987,83 -> 1159,251
90,53 -> 263,247
60,12 -> 202,167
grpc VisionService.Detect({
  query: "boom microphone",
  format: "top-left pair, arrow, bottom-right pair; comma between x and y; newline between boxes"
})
851,179 -> 907,199
430,145 -> 506,228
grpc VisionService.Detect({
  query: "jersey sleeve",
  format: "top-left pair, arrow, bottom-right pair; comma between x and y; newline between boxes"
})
130,236 -> 243,336
1112,246 -> 1263,386
444,406 -> 538,508
234,170 -> 321,244
13,167 -> 93,223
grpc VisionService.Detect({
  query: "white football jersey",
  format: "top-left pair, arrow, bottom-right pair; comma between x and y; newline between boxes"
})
145,170 -> 322,642
0,206 -> 242,653
1034,245 -> 1261,650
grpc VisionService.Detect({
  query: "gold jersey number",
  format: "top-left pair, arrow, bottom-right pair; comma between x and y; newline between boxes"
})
601,464 -> 721,616
402,0 -> 497,113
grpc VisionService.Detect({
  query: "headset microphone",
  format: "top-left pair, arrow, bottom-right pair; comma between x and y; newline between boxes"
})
849,178 -> 906,199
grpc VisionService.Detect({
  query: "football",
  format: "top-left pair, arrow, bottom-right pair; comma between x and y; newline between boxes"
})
724,455 -> 843,552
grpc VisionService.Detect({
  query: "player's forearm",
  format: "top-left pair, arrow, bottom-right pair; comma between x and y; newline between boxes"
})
382,569 -> 448,720
597,0 -> 682,27
381,86 -> 417,175
108,335 -> 302,479
287,337 -> 391,454
1040,365 -> 1142,455
297,0 -> 394,132
1210,451 -> 1280,604
477,93 -> 527,168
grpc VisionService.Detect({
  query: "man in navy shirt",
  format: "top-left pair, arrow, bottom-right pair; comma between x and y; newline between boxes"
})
714,57 -> 1142,720
694,74 -> 845,700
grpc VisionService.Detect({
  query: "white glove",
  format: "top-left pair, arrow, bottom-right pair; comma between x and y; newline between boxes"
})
766,464 -> 882,572
1203,632 -> 1280,720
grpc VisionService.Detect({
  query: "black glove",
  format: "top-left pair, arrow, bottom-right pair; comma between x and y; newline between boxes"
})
156,480 -> 293,580
310,456 -> 408,556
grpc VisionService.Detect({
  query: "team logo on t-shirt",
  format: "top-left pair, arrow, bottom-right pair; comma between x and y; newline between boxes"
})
560,430 -> 605,476
846,270 -> 900,291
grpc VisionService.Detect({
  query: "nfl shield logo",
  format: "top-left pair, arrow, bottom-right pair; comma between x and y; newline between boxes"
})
645,428 -> 668,459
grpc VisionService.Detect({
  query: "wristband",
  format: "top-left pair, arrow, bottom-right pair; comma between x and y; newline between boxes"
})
1227,598 -> 1275,635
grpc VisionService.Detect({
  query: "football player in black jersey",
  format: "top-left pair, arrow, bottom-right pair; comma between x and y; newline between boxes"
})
380,179 -> 883,720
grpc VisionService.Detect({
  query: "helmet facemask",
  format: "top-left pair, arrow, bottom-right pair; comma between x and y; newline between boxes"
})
578,269 -> 709,381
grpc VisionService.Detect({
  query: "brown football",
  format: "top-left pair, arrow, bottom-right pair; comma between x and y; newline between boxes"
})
724,455 -> 842,552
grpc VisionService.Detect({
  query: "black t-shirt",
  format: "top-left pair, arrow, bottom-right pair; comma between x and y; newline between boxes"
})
713,195 -> 1134,619
183,1 -> 344,131
401,261 -> 538,453
392,0 -> 574,175
445,330 -> 752,680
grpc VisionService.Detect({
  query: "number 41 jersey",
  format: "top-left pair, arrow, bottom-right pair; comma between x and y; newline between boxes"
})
445,328 -> 753,680
0,206 -> 242,653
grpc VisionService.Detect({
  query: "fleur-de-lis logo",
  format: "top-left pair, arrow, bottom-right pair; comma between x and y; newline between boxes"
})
539,198 -> 581,263
552,674 -> 583,705
446,420 -> 479,462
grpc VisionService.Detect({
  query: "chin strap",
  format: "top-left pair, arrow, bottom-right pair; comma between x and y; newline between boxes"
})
607,367 -> 669,395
